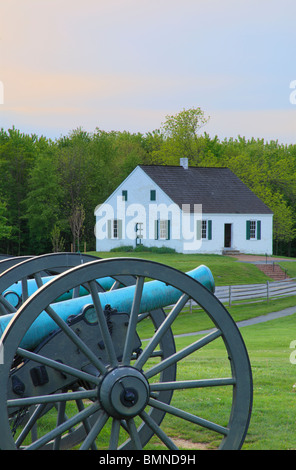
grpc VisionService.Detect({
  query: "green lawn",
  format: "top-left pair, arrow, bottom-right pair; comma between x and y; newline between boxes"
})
241,315 -> 296,450
86,250 -> 296,450
136,304 -> 296,450
144,317 -> 296,450
88,251 -> 275,286
278,261 -> 296,279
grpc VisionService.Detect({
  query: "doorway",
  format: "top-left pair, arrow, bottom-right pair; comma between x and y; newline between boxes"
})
224,224 -> 232,248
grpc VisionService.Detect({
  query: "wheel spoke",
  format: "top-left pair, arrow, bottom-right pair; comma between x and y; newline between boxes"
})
33,272 -> 43,289
137,311 -> 150,323
75,398 -> 97,450
16,348 -> 101,386
26,402 -> 102,450
72,286 -> 80,298
149,397 -> 229,436
0,296 -> 9,314
21,277 -> 29,302
43,303 -> 107,374
109,419 -> 121,450
0,294 -> 17,313
80,411 -> 109,450
8,389 -> 98,408
15,403 -> 47,448
140,410 -> 178,450
88,280 -> 118,367
134,293 -> 189,370
122,275 -> 145,365
110,280 -> 121,291
150,377 -> 236,392
53,401 -> 66,450
126,419 -> 142,450
145,329 -> 222,379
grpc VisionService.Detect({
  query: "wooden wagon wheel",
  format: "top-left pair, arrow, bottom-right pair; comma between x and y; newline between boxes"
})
0,252 -> 136,314
0,253 -> 142,447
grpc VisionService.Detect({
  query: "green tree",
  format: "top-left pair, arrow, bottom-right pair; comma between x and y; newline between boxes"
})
0,200 -> 13,240
3,120 -> 296,257
195,134 -> 296,255
24,141 -> 63,254
69,203 -> 85,252
0,128 -> 38,254
159,107 -> 210,164
50,223 -> 65,253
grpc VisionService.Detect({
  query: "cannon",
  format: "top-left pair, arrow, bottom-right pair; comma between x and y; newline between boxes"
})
0,255 -> 252,450
0,253 -> 124,314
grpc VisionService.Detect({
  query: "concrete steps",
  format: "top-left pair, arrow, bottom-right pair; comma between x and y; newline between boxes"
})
222,249 -> 241,256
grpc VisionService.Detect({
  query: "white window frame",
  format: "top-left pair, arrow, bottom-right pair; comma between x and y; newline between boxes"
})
202,220 -> 207,239
155,220 -> 170,240
249,220 -> 257,239
113,219 -> 119,238
108,219 -> 122,239
159,220 -> 168,240
197,219 -> 212,241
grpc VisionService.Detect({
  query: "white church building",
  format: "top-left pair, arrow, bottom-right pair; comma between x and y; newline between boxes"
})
94,159 -> 273,254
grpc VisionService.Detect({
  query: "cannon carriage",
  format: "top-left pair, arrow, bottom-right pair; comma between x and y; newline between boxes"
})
0,253 -> 252,450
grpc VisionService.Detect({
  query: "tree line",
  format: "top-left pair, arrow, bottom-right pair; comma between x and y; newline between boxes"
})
0,107 -> 296,256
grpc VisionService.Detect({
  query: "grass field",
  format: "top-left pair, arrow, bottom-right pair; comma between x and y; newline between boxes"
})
88,250 -> 274,286
13,251 -> 296,450
241,315 -> 296,450
88,251 -> 296,450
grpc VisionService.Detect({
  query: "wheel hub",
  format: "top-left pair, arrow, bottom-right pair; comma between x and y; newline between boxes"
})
98,367 -> 149,418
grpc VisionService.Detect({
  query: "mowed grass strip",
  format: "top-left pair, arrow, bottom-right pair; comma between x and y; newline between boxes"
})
89,251 -> 274,286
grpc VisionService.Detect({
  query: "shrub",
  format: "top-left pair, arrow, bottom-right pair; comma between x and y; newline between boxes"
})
110,245 -> 134,252
110,245 -> 176,254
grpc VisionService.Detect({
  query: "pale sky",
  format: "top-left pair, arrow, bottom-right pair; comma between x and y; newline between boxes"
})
0,0 -> 296,143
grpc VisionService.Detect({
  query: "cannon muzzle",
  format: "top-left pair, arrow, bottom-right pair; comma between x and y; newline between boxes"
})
0,264 -> 214,351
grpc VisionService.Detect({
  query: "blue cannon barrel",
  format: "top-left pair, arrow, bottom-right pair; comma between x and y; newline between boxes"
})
0,265 -> 214,350
2,275 -> 117,306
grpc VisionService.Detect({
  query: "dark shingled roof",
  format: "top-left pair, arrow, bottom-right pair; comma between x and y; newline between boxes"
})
140,165 -> 273,214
